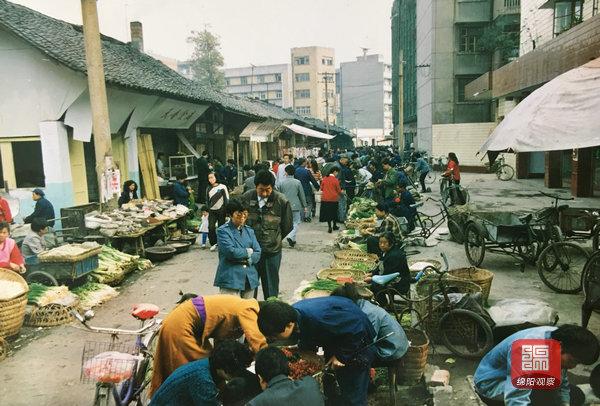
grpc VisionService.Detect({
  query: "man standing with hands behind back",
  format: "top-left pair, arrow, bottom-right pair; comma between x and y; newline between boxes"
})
242,170 -> 293,299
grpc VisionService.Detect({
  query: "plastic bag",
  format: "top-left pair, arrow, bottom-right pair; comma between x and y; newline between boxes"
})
488,299 -> 558,327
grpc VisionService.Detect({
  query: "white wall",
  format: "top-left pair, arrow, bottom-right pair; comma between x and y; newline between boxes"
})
431,122 -> 497,167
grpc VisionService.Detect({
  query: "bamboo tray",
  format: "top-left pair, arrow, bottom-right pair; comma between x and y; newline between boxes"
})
38,246 -> 103,263
333,250 -> 379,262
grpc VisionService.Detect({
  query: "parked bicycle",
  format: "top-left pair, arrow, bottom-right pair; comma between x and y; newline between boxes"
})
372,253 -> 494,359
411,197 -> 451,240
440,176 -> 470,206
485,155 -> 515,181
72,304 -> 162,406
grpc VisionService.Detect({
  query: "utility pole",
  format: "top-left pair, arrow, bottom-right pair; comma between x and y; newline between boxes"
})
320,72 -> 333,149
81,0 -> 114,202
397,49 -> 404,150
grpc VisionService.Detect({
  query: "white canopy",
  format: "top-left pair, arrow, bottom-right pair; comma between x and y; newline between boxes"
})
479,57 -> 600,154
285,123 -> 334,140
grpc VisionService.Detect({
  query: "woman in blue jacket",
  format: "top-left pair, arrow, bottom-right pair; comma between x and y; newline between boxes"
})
214,199 -> 261,298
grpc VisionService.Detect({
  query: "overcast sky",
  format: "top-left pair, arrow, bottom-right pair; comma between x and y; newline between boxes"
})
11,0 -> 394,68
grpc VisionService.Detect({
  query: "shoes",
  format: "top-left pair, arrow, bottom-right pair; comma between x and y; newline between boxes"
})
287,238 -> 296,248
332,225 -> 340,231
210,244 -> 218,252
201,244 -> 206,249
328,228 -> 332,233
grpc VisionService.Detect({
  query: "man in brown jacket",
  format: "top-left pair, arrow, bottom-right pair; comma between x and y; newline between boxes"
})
242,170 -> 293,299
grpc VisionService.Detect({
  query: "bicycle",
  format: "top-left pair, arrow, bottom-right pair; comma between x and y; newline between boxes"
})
72,304 -> 162,406
440,176 -> 470,206
411,197 -> 451,240
372,253 -> 494,359
485,155 -> 515,181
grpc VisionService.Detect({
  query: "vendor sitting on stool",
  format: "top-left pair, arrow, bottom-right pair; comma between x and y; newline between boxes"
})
365,232 -> 411,305
0,221 -> 25,274
24,188 -> 55,228
21,218 -> 52,259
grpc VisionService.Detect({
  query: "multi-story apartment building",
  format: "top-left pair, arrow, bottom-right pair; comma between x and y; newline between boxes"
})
391,0 -> 520,168
222,64 -> 293,108
291,46 -> 337,124
338,53 -> 393,145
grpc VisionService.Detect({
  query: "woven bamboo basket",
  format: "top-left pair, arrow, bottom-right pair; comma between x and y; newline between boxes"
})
0,336 -> 7,361
316,268 -> 368,281
448,267 -> 494,303
25,303 -> 74,327
333,250 -> 378,262
330,259 -> 377,270
397,329 -> 430,385
0,268 -> 29,338
38,246 -> 103,263
413,278 -> 481,343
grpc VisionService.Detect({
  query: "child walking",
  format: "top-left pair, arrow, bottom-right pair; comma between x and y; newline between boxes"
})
199,208 -> 210,248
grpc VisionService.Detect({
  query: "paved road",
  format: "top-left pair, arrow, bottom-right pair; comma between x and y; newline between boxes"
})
1,173 -> 598,405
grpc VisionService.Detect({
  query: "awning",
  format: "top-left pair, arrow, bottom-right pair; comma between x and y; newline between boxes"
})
285,123 -> 334,140
479,57 -> 600,154
239,120 -> 284,142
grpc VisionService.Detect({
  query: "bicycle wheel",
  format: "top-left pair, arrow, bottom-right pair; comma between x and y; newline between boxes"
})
464,223 -> 485,266
537,242 -> 589,294
582,251 -> 600,327
439,309 -> 494,359
496,164 -> 515,181
425,172 -> 436,184
94,384 -> 113,406
448,218 -> 464,244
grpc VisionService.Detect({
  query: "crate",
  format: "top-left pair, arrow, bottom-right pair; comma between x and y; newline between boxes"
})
61,203 -> 102,237
37,255 -> 99,282
560,208 -> 599,234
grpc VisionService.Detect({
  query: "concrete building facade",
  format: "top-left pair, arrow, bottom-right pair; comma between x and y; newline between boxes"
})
338,53 -> 393,145
222,64 -> 293,108
291,46 -> 337,124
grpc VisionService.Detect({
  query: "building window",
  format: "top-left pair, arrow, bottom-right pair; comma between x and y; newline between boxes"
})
322,57 -> 333,66
274,73 -> 282,82
554,1 -> 583,36
295,73 -> 310,82
458,26 -> 483,53
260,92 -> 267,100
295,89 -> 311,99
322,90 -> 335,99
257,75 -> 265,83
456,76 -> 479,102
225,78 -> 230,86
240,76 -> 248,85
6,141 -> 45,188
275,91 -> 282,99
295,56 -> 309,65
295,106 -> 311,115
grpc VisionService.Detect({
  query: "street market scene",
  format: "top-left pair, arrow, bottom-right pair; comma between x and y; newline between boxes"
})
1,0 -> 600,405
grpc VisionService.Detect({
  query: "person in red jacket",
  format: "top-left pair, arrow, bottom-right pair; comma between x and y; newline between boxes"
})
0,221 -> 25,273
319,166 -> 343,233
0,197 -> 13,223
443,152 -> 461,185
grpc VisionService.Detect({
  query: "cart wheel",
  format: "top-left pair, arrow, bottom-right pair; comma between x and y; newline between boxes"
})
464,223 -> 485,266
592,228 -> 600,253
537,242 -> 589,294
439,309 -> 494,359
26,271 -> 59,286
496,164 -> 515,181
425,172 -> 436,185
448,218 -> 464,244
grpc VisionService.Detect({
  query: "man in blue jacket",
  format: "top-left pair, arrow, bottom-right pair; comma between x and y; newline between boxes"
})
258,297 -> 376,406
24,188 -> 55,227
172,173 -> 191,206
294,158 -> 319,222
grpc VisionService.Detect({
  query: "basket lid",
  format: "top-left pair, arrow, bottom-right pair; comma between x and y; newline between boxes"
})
0,268 -> 29,301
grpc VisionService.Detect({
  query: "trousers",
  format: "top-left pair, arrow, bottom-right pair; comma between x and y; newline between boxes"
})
255,251 -> 282,300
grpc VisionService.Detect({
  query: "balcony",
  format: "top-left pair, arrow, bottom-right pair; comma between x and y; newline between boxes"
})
494,0 -> 520,19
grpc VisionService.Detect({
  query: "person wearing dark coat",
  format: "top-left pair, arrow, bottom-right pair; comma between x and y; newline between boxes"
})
172,173 -> 190,206
195,151 -> 210,204
248,347 -> 324,406
23,188 -> 55,228
367,232 -> 411,305
117,180 -> 138,206
294,158 -> 319,222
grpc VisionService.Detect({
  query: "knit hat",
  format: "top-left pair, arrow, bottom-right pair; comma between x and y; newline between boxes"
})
32,188 -> 45,197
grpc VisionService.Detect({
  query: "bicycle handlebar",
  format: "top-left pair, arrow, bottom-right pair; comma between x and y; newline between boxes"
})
539,191 -> 574,201
71,309 -> 158,336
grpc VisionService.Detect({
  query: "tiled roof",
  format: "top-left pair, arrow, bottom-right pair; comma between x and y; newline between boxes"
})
0,0 -> 353,137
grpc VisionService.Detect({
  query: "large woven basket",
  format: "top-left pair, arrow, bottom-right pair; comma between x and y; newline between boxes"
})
333,250 -> 378,262
25,303 -> 74,327
0,336 -> 7,362
0,268 -> 29,338
316,268 -> 368,281
397,329 -> 430,385
330,259 -> 377,270
448,267 -> 494,303
413,278 -> 481,343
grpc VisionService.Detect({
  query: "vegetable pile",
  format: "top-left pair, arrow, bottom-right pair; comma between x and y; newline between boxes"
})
27,283 -> 77,307
72,282 -> 119,310
301,280 -> 340,296
347,197 -> 377,220
351,262 -> 373,272
281,347 -> 323,380
92,246 -> 152,285
347,241 -> 368,252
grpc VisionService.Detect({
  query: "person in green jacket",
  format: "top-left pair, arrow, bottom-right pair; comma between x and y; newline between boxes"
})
377,158 -> 398,201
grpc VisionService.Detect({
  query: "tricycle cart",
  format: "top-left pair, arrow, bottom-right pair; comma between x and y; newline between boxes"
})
24,246 -> 101,286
